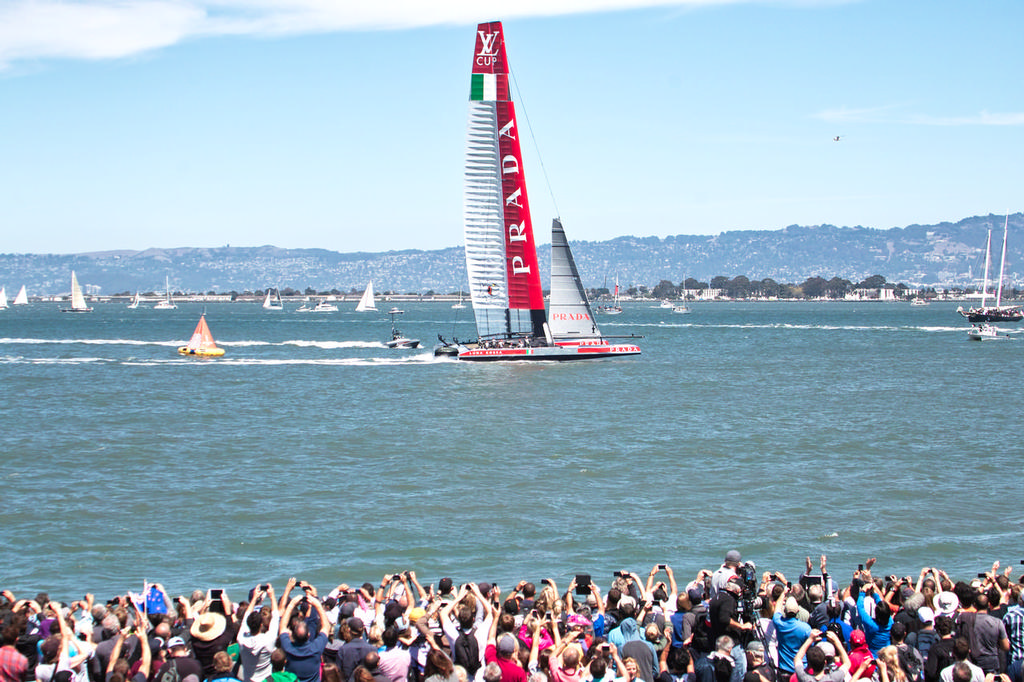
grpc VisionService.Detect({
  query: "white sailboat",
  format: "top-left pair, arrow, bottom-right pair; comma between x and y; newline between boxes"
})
451,291 -> 466,309
0,287 -> 7,309
598,276 -> 623,314
12,285 -> 28,305
154,276 -> 177,310
263,288 -> 284,310
435,22 -> 641,361
127,291 -> 141,309
355,281 -> 376,311
60,271 -> 93,313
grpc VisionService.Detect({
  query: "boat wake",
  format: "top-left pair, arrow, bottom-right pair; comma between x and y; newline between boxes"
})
0,354 -> 444,366
0,338 -> 392,349
641,323 -> 1018,333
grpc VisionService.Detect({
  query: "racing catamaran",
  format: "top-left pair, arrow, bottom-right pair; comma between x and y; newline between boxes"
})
436,21 -> 640,361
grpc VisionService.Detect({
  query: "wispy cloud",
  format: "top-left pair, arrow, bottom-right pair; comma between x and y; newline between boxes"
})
0,0 -> 839,70
910,111 -> 1024,126
814,104 -> 1024,126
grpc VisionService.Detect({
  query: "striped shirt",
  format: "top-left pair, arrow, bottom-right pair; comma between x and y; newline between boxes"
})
1004,604 -> 1024,663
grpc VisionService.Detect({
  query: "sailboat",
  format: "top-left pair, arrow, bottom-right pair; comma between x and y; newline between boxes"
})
60,271 -> 94,313
598,277 -> 624,314
127,291 -> 141,309
13,285 -> 28,305
355,281 -> 377,311
451,291 -> 466,309
154,276 -> 177,310
263,287 -> 284,310
435,22 -> 641,361
0,287 -> 7,309
958,215 -> 1022,322
178,314 -> 225,357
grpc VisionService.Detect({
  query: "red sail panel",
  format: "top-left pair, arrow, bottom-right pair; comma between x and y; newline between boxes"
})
473,21 -> 545,317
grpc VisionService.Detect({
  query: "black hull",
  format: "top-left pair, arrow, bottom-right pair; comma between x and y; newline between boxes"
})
961,310 -> 1023,323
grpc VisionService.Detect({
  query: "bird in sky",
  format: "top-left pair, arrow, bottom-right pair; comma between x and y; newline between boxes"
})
833,135 -> 843,142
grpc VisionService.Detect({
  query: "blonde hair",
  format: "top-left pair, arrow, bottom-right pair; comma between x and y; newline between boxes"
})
878,646 -> 907,682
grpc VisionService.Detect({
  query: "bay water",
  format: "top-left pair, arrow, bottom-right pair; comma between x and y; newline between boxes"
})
1,301 -> 1021,601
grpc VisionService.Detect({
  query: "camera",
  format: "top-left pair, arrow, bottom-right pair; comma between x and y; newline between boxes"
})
575,575 -> 591,594
736,562 -> 763,619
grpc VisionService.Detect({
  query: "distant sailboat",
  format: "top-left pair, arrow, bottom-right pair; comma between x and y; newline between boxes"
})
60,271 -> 94,313
127,291 -> 141,309
12,285 -> 28,305
263,288 -> 284,310
356,281 -> 377,312
0,287 -> 7,309
958,215 -> 1022,322
154,276 -> 177,310
178,314 -> 225,357
598,277 -> 624,314
452,291 -> 466,309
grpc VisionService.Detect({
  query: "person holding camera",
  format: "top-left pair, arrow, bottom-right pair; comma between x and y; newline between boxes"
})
279,591 -> 331,682
238,583 -> 280,682
709,578 -> 751,682
771,589 -> 811,678
712,554 -> 743,600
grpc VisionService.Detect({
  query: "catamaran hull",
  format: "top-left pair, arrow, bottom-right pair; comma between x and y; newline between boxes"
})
457,343 -> 641,361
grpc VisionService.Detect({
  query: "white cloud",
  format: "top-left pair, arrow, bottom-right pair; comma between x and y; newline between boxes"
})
0,1 -> 207,67
0,0 -> 832,69
814,104 -> 1024,127
910,111 -> 1024,126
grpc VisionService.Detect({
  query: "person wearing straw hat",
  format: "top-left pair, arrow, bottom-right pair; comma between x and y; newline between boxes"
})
191,593 -> 237,681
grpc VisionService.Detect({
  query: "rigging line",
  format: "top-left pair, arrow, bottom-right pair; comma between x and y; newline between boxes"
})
509,67 -> 560,221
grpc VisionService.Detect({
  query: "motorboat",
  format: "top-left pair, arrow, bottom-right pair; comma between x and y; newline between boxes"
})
385,309 -> 419,349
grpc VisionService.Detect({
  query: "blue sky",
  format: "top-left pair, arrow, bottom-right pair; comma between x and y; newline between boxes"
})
2,0 -> 1022,254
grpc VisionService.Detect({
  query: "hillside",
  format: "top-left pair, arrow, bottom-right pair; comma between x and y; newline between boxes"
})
0,213 -> 1018,295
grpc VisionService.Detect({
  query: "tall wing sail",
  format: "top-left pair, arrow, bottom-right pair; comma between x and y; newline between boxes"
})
464,21 -> 545,339
548,219 -> 602,339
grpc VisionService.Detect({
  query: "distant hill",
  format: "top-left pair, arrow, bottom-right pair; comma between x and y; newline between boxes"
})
0,213 -> 1019,295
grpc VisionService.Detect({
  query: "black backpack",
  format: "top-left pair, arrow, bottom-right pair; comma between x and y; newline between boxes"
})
690,610 -> 713,653
453,629 -> 481,676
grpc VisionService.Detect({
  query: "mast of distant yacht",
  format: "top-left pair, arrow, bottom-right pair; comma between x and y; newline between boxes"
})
980,228 -> 992,308
995,214 -> 1008,308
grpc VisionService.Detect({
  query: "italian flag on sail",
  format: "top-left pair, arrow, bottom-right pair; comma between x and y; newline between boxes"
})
470,73 -> 501,101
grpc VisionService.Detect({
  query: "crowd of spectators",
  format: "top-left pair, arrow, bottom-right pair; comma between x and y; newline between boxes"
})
2,555 -> 1022,682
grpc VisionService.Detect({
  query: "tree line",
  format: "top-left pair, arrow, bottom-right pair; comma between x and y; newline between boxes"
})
592,275 -> 1020,300
112,275 -> 1020,300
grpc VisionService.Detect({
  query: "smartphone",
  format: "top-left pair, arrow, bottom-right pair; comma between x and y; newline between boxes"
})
210,589 -> 223,599
614,571 -> 625,578
978,573 -> 986,578
575,574 -> 591,594
657,564 -> 667,570
858,564 -> 864,571
261,584 -> 270,590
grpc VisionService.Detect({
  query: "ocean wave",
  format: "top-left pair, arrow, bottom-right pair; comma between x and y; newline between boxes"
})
0,337 -> 180,346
